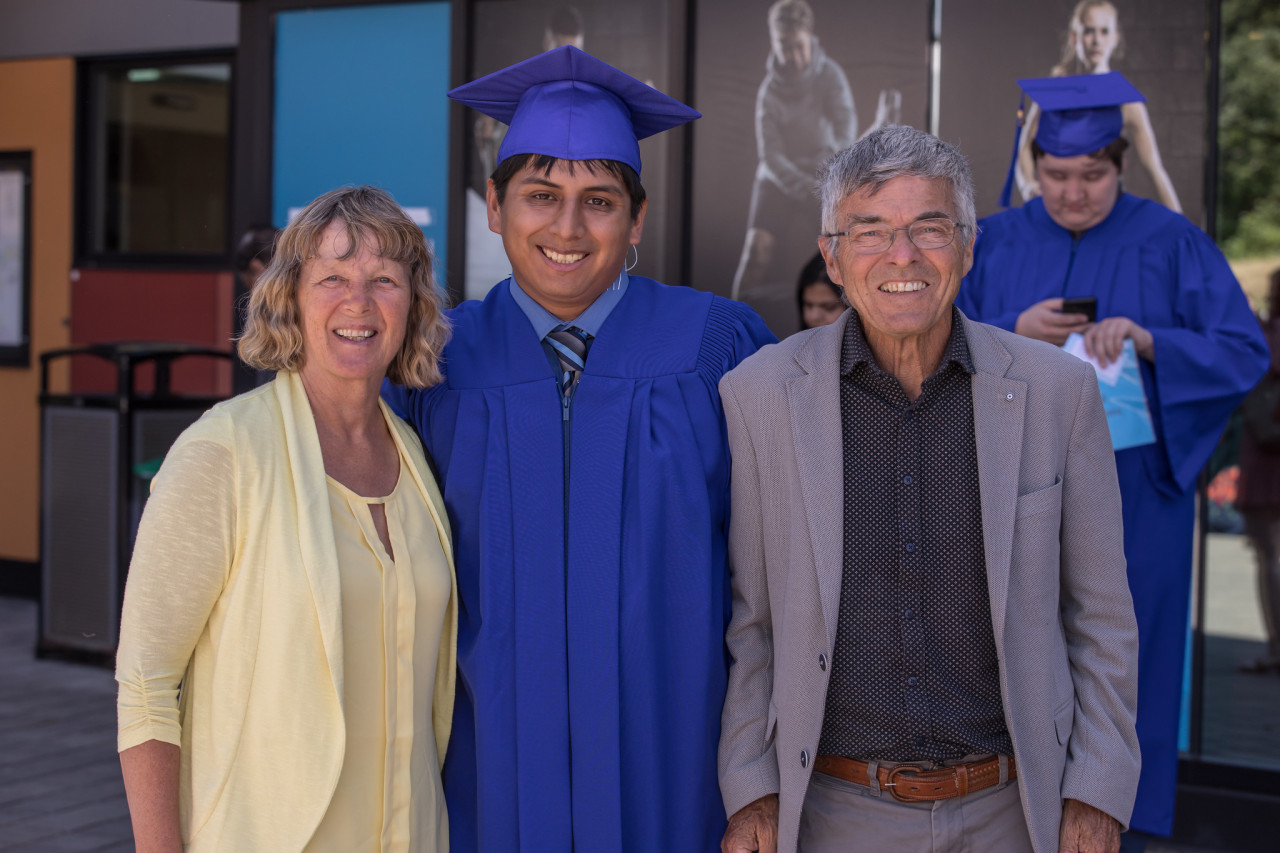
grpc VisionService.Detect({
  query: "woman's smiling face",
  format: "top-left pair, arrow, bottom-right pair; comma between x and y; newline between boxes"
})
296,221 -> 411,394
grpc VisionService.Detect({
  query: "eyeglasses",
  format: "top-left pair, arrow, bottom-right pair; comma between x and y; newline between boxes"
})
823,218 -> 964,255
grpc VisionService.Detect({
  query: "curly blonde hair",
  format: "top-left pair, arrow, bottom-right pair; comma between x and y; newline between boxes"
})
237,186 -> 450,388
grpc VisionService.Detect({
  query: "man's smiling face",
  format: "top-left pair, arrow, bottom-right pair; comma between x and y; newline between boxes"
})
820,175 -> 973,352
488,158 -> 646,321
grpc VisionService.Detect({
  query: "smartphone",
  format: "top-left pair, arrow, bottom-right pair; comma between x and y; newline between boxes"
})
1060,296 -> 1097,323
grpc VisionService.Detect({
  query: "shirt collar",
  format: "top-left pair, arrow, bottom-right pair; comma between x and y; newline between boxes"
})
840,306 -> 975,378
509,271 -> 630,339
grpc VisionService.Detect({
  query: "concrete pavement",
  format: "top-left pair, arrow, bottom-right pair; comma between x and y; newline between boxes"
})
0,573 -> 1269,852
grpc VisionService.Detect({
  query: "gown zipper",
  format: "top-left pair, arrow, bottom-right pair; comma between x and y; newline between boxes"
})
1061,234 -> 1081,296
560,379 -> 575,850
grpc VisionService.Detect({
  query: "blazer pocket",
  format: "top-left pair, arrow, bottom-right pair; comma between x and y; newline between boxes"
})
1015,476 -> 1063,520
1053,695 -> 1075,746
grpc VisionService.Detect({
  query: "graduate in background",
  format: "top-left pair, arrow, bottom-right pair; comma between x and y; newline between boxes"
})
1013,0 -> 1181,212
958,72 -> 1268,849
385,47 -> 775,852
795,251 -> 846,330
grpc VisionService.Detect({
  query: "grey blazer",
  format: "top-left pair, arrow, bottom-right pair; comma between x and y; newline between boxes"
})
717,310 -> 1140,853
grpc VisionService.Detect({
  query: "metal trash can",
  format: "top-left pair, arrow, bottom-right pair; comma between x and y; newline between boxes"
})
38,343 -> 233,661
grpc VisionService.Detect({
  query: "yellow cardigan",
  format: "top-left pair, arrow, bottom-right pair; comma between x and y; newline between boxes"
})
116,371 -> 457,851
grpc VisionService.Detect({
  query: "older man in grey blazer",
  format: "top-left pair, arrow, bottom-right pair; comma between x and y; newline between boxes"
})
717,125 -> 1140,853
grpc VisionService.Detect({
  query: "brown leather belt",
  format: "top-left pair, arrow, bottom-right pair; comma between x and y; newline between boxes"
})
813,754 -> 1015,804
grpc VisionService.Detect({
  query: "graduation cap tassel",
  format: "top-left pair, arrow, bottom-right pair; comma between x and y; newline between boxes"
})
998,96 -> 1025,209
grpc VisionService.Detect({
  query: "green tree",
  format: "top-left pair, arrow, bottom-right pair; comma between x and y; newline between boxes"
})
1218,0 -> 1280,258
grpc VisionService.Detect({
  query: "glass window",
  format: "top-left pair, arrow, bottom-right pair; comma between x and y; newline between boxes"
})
80,55 -> 232,261
0,152 -> 31,366
1201,519 -> 1280,769
1197,0 -> 1280,772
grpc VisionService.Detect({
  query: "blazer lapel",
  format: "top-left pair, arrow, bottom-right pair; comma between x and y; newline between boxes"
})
788,318 -> 848,651
964,316 -> 1025,646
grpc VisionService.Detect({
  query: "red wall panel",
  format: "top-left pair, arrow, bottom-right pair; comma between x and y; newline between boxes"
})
69,269 -> 234,395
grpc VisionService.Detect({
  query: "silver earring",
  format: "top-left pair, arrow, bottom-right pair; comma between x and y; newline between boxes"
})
625,244 -> 639,272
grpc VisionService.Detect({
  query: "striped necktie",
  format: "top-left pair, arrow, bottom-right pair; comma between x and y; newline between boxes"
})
545,325 -> 593,396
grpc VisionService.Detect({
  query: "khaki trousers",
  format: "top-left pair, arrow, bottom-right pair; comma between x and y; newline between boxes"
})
798,764 -> 1035,853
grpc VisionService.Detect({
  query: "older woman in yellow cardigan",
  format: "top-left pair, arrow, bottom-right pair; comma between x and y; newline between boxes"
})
116,185 -> 456,852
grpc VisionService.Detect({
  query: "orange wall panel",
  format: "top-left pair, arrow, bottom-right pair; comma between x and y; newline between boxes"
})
0,57 -> 74,563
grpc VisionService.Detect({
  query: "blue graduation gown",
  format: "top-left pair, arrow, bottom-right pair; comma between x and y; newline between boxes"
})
958,194 -> 1269,836
385,276 -> 775,852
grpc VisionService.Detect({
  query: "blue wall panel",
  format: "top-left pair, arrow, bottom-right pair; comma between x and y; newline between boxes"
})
274,2 -> 450,270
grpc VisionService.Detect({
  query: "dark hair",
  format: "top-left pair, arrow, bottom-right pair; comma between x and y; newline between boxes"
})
490,153 -> 647,220
796,252 -> 844,330
234,225 -> 279,273
547,6 -> 584,39
1031,136 -> 1129,170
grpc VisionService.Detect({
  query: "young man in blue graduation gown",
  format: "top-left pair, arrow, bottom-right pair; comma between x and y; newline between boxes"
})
957,72 -> 1269,845
385,47 -> 776,852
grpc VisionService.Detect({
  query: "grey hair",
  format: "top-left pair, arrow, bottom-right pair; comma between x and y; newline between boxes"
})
818,125 -> 976,236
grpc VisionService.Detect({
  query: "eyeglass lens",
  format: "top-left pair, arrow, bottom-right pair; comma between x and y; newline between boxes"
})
845,219 -> 956,253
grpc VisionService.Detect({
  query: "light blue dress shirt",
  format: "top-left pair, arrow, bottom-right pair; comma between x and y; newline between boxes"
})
508,271 -> 629,339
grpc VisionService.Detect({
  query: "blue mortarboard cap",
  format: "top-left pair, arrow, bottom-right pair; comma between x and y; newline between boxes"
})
998,71 -> 1145,206
1022,71 -> 1145,156
448,45 -> 701,176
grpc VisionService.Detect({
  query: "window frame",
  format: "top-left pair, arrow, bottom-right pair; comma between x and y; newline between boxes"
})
0,150 -> 32,368
74,48 -> 236,270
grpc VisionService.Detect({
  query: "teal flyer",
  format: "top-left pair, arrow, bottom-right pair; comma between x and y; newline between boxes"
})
1063,333 -> 1156,451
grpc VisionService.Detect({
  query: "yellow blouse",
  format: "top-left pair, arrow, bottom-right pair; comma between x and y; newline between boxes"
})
306,467 -> 450,852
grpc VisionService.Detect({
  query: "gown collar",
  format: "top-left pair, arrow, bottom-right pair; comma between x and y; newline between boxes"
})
1027,191 -> 1140,240
508,271 -> 630,339
444,276 -> 713,389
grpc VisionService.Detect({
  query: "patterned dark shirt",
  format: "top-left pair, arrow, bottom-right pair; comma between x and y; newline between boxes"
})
817,308 -> 1014,763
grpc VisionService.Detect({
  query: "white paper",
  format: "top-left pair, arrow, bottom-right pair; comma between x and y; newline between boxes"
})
1062,332 -> 1156,451
1063,332 -> 1123,385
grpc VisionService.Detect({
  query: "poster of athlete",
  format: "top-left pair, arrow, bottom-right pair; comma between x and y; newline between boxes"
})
940,0 -> 1206,223
690,0 -> 930,337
